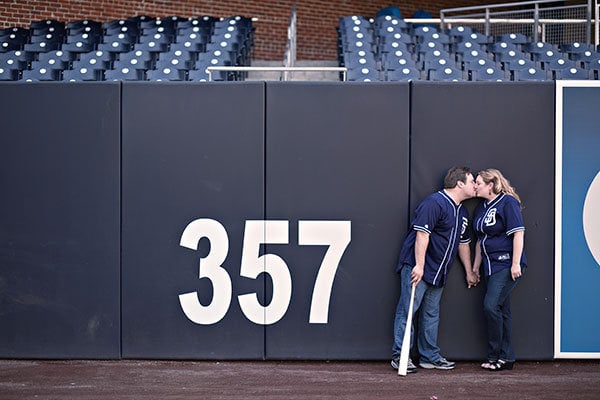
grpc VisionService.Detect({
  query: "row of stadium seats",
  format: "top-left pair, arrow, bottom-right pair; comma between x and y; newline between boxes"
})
0,15 -> 254,81
338,14 -> 600,81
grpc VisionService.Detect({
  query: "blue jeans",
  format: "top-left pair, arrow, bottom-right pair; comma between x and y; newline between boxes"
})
392,264 -> 444,363
483,266 -> 524,362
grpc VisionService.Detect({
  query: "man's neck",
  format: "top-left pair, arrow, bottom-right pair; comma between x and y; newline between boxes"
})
443,188 -> 463,205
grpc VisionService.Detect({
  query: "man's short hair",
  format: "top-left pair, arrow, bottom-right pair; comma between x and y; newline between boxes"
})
443,166 -> 471,189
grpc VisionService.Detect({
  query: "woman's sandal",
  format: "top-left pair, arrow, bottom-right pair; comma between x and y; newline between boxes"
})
488,359 -> 514,371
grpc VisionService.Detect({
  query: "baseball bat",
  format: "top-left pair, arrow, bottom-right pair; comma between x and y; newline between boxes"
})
398,283 -> 416,376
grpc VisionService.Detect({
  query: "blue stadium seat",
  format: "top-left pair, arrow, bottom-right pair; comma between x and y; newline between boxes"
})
447,25 -> 475,39
105,66 -> 144,81
146,67 -> 186,81
80,50 -> 114,63
38,49 -> 76,63
0,66 -> 19,80
386,67 -> 421,81
347,66 -> 381,81
21,67 -> 61,81
513,67 -> 549,81
429,67 -> 464,81
503,57 -> 539,72
470,67 -> 508,81
497,33 -> 530,45
544,58 -> 577,71
0,51 -> 30,71
554,67 -> 591,80
62,66 -> 103,81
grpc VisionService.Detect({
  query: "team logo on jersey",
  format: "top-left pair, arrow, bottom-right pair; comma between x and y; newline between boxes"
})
484,208 -> 497,226
461,217 -> 468,235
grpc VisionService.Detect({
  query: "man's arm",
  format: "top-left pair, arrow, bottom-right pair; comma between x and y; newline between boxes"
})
411,230 -> 429,285
458,242 -> 478,288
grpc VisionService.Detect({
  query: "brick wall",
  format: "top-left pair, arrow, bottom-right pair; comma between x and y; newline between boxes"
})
0,0 -> 501,60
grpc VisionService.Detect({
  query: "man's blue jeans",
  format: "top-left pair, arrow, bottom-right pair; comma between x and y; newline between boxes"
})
483,266 -> 524,362
392,264 -> 444,363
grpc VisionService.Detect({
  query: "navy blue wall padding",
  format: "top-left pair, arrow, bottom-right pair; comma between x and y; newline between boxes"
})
0,82 -> 121,358
264,82 -> 410,359
120,82 -> 266,359
0,81 -> 558,360
410,82 -> 556,360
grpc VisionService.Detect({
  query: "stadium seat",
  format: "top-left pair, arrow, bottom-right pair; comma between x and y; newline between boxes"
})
459,48 -> 492,64
532,49 -> 564,63
554,67 -> 591,80
463,57 -> 499,71
146,67 -> 186,81
187,68 -> 211,81
503,57 -> 538,71
172,34 -> 207,52
62,67 -> 103,81
423,57 -> 458,72
80,50 -> 114,63
544,58 -> 577,71
490,41 -> 520,55
386,67 -> 421,81
452,40 -> 484,55
346,66 -> 381,81
30,58 -> 68,72
154,58 -> 192,71
524,41 -> 558,55
21,67 -> 61,81
462,32 -> 491,45
513,67 -> 549,81
470,67 -> 507,81
120,48 -> 155,61
0,52 -> 29,71
497,33 -> 530,45
0,67 -> 19,80
447,25 -> 475,39
72,57 -> 110,72
105,66 -> 144,81
429,67 -> 464,81
38,49 -> 76,63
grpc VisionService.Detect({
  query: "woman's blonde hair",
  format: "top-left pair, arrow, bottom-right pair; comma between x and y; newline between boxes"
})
477,168 -> 522,205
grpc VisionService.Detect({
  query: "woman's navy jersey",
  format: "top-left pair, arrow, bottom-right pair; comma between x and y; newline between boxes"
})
396,190 -> 470,287
474,193 -> 527,276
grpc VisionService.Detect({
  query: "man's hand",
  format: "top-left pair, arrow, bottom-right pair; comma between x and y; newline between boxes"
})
466,270 -> 479,288
411,265 -> 424,285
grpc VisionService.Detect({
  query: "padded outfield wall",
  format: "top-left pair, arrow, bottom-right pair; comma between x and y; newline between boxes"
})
1,81 -> 595,360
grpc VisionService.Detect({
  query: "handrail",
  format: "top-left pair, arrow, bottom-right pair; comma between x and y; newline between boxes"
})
439,0 -> 594,44
206,66 -> 348,82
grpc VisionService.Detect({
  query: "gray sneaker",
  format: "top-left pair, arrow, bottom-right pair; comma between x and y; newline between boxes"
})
419,357 -> 456,370
391,357 -> 418,373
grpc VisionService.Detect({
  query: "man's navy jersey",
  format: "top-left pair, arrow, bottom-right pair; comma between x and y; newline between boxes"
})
474,193 -> 527,276
396,190 -> 470,287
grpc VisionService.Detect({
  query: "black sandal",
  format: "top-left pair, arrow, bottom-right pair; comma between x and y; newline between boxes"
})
488,359 -> 514,371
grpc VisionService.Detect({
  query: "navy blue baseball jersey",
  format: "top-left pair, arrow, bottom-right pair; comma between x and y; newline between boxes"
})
474,193 -> 527,276
397,190 -> 470,287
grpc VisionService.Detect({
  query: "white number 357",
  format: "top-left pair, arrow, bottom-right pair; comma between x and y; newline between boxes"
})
178,219 -> 351,326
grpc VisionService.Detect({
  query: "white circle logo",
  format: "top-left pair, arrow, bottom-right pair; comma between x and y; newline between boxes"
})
583,171 -> 600,266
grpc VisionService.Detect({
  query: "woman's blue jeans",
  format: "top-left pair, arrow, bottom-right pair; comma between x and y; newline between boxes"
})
392,264 -> 444,363
483,266 -> 524,362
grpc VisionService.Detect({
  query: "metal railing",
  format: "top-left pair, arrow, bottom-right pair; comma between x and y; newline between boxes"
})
439,0 -> 597,45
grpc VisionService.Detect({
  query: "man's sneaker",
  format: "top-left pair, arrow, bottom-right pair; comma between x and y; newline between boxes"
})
419,357 -> 456,370
390,357 -> 418,373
